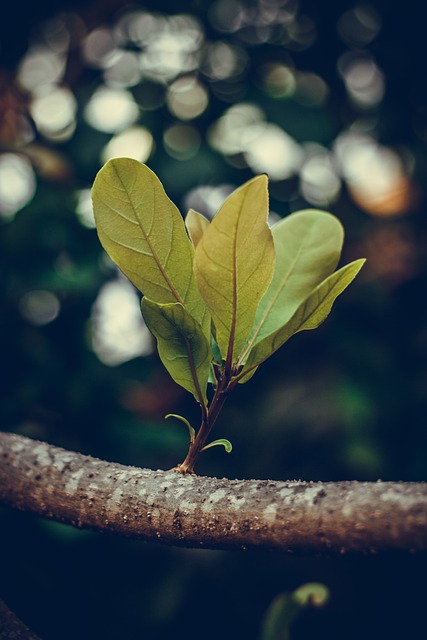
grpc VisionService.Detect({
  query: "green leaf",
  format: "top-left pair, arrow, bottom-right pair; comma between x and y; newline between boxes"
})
201,439 -> 233,453
141,297 -> 212,404
239,210 -> 344,365
194,175 -> 275,364
260,583 -> 329,640
292,583 -> 330,608
92,158 -> 208,332
185,209 -> 210,247
239,259 -> 365,382
165,414 -> 196,443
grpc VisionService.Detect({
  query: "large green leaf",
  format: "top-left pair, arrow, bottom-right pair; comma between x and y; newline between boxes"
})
185,209 -> 210,248
194,175 -> 275,363
92,158 -> 208,331
239,210 -> 344,365
238,259 -> 365,382
141,297 -> 212,404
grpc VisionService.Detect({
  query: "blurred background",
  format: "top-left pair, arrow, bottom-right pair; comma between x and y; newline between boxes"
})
1,0 -> 426,638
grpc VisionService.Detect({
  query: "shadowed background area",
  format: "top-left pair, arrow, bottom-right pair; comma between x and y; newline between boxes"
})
1,1 -> 426,638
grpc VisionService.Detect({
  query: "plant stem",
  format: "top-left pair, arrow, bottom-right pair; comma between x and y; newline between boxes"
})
174,375 -> 233,474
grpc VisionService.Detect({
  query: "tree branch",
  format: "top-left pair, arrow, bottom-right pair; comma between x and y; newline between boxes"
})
1,432 -> 426,554
0,599 -> 42,640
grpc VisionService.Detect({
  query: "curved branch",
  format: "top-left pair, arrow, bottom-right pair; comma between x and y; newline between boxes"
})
0,432 -> 426,554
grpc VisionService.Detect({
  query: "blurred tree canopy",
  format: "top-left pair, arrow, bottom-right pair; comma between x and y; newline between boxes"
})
1,1 -> 427,639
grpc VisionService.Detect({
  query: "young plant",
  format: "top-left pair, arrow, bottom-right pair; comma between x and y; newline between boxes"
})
92,158 -> 365,474
260,583 -> 330,640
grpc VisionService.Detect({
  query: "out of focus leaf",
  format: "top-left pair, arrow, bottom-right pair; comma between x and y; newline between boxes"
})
260,583 -> 330,640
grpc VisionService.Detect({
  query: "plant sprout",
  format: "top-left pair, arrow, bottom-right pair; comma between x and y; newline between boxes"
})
92,158 -> 364,474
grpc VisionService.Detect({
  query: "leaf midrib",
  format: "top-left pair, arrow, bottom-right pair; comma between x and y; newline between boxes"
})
113,163 -> 185,306
237,218 -> 318,365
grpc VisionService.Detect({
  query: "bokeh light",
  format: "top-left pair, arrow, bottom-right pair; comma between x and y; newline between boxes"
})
30,85 -> 77,141
19,290 -> 61,325
17,47 -> 66,91
163,124 -> 200,160
102,126 -> 154,163
244,124 -> 303,180
338,52 -> 385,108
166,76 -> 209,120
294,71 -> 329,107
90,278 -> 154,366
259,63 -> 296,98
299,145 -> 341,206
208,103 -> 265,155
337,3 -> 382,48
334,131 -> 414,216
84,86 -> 139,133
184,184 -> 235,218
0,153 -> 36,220
201,41 -> 248,81
81,27 -> 118,69
75,189 -> 95,228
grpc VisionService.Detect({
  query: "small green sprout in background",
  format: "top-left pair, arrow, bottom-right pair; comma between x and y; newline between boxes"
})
92,158 -> 364,474
260,583 -> 330,640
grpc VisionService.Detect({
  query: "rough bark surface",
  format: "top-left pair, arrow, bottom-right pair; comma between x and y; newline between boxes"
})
1,432 -> 426,553
0,600 -> 42,640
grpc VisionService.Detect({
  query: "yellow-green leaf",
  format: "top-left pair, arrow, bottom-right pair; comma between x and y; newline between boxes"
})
239,259 -> 365,382
92,158 -> 208,331
165,414 -> 196,443
201,439 -> 233,453
185,209 -> 210,247
240,210 -> 344,364
141,297 -> 212,404
194,175 -> 275,364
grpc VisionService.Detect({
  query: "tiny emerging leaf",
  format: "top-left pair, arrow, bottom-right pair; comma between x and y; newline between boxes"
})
185,209 -> 210,248
201,439 -> 233,453
165,414 -> 196,443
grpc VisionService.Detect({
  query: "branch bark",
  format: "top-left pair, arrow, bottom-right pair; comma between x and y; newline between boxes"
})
0,599 -> 42,640
1,432 -> 426,554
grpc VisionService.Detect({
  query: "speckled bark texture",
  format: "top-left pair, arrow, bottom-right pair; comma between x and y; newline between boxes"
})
1,432 -> 426,553
0,599 -> 42,640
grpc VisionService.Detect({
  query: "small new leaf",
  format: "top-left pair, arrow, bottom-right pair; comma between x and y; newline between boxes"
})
260,583 -> 329,640
201,439 -> 233,453
141,297 -> 212,405
239,259 -> 366,382
165,414 -> 196,444
194,175 -> 275,364
185,209 -> 210,247
292,583 -> 330,608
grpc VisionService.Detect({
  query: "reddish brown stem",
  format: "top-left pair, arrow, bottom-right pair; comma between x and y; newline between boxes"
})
175,375 -> 233,474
